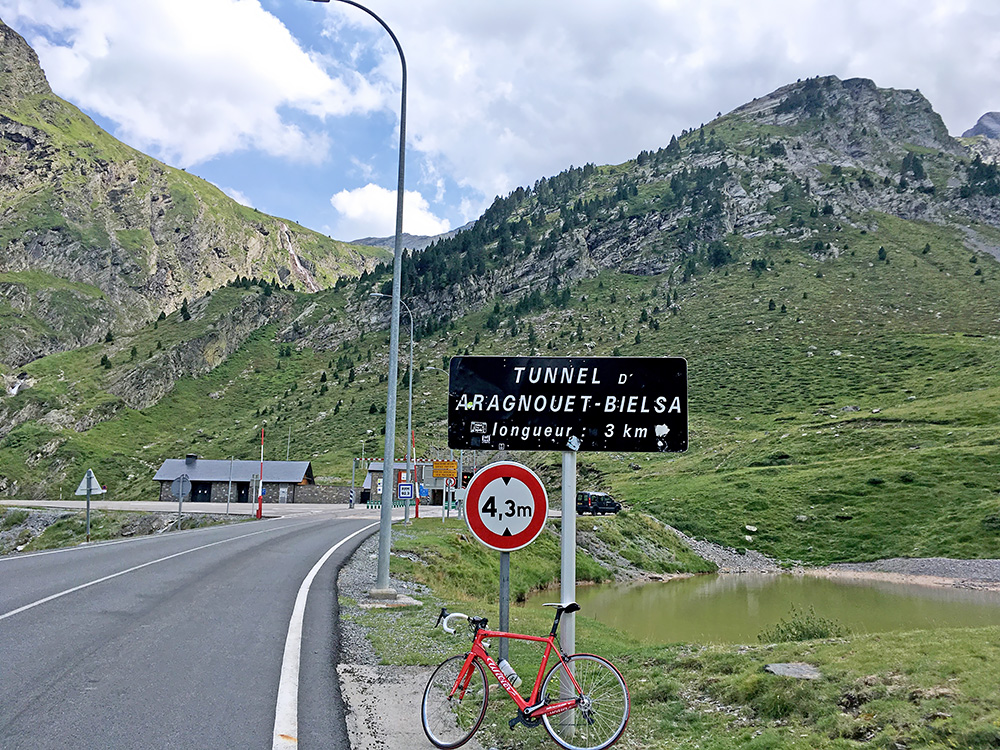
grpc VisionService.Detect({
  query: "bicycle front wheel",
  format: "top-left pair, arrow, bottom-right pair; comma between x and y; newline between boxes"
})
421,654 -> 489,749
540,653 -> 630,750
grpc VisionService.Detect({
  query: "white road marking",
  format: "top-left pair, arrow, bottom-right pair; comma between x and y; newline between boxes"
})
0,515 -> 288,565
272,523 -> 378,750
0,523 -> 299,621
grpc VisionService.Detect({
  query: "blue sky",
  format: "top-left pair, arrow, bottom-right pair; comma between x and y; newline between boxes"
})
2,0 -> 998,241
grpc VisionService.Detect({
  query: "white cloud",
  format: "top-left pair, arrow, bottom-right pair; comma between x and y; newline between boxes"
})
363,0 -> 1000,215
0,0 -> 386,167
2,0 -> 998,234
330,183 -> 450,240
221,187 -> 253,207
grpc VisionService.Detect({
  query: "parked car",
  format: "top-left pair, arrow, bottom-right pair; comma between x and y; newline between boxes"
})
576,491 -> 622,515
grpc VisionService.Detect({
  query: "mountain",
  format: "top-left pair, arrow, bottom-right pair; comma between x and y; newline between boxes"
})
963,112 -> 1000,139
349,222 -> 477,252
0,18 -> 387,368
2,69 -> 999,567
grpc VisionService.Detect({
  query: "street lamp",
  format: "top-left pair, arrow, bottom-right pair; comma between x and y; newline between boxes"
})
423,364 -> 463,520
308,0 -> 407,598
372,292 -> 414,523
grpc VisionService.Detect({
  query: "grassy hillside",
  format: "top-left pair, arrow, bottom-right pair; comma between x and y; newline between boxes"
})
0,19 -> 389,362
3,201 -> 997,566
2,75 -> 998,566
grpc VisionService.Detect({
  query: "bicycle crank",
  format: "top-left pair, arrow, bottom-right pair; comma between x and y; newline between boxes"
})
508,709 -> 543,730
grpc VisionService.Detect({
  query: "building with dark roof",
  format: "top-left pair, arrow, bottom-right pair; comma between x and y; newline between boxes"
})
153,454 -> 315,504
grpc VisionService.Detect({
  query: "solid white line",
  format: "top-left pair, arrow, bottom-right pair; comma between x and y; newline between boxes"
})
272,522 -> 378,750
0,523 -> 295,622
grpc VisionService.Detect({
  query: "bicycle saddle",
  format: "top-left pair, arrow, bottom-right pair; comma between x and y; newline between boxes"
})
542,602 -> 581,614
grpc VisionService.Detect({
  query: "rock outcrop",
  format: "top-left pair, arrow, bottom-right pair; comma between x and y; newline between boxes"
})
963,112 -> 1000,139
0,17 -> 384,368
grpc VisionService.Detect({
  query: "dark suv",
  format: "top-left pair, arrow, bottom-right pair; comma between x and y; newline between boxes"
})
576,491 -> 622,515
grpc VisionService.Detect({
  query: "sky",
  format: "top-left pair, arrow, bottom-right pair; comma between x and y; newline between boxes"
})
1,0 -> 998,242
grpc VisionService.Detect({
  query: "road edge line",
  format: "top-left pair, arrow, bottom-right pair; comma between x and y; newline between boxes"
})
272,522 -> 378,750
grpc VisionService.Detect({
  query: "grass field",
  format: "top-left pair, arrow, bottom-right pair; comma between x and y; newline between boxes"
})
342,519 -> 1000,750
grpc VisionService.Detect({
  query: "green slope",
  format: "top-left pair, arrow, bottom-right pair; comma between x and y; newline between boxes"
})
2,75 -> 998,566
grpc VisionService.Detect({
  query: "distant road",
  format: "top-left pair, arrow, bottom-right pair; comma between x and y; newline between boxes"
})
0,498 -> 370,517
0,509 -> 381,749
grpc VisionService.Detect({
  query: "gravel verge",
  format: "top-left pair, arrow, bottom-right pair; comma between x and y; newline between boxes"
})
336,531 -> 468,750
819,557 -> 1000,590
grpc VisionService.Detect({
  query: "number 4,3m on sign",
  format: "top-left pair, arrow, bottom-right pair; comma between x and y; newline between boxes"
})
465,462 -> 548,552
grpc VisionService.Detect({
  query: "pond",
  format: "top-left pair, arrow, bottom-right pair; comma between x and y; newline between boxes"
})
523,573 -> 1000,645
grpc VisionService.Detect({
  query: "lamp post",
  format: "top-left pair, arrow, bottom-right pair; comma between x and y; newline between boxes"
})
308,0 -> 406,598
353,436 -> 367,509
372,292 -> 414,523
424,365 -> 458,518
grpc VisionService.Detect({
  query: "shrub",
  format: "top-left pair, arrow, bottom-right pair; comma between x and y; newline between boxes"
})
758,606 -> 848,643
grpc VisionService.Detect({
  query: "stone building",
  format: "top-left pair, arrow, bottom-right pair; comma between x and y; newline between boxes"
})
153,454 -> 318,504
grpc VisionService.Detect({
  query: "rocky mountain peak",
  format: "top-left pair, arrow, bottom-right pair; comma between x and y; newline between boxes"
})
963,112 -> 1000,139
730,75 -> 961,157
0,18 -> 53,110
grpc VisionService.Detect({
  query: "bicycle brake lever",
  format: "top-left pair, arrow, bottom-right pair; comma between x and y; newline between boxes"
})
435,607 -> 448,629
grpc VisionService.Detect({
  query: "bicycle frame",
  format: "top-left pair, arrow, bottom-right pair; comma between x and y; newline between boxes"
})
449,626 -> 580,719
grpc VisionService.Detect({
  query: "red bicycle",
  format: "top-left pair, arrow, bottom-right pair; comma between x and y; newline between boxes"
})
421,602 -> 630,750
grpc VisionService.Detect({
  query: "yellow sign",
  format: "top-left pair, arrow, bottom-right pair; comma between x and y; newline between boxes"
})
433,460 -> 458,478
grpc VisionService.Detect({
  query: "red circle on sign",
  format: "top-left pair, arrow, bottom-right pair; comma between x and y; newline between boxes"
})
465,462 -> 548,552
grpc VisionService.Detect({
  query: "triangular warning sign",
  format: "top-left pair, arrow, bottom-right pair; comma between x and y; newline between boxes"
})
74,469 -> 106,496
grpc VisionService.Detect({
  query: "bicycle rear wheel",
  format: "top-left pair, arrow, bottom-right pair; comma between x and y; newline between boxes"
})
540,653 -> 630,750
421,654 -> 489,749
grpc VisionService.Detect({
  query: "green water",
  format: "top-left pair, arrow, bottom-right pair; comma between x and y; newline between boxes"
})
524,573 -> 1000,644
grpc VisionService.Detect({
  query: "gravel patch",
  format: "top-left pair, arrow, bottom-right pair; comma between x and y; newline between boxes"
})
336,530 -> 434,666
0,508 -> 73,554
0,506 -> 249,555
336,530 -> 484,750
822,557 -> 1000,588
666,526 -> 781,573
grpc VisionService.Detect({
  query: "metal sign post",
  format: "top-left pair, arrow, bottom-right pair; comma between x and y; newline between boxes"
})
74,469 -> 106,542
350,457 -> 357,510
465,461 -> 548,665
170,474 -> 191,531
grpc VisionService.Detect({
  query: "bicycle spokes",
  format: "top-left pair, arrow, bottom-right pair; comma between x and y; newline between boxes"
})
540,654 -> 629,750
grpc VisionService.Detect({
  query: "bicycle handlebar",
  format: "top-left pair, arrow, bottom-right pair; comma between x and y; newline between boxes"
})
441,611 -> 469,635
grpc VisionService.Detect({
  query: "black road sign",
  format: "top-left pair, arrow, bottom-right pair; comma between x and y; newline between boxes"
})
448,356 -> 687,453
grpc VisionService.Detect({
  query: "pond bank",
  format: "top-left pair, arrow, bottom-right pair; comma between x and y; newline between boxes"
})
669,524 -> 1000,592
805,556 -> 1000,592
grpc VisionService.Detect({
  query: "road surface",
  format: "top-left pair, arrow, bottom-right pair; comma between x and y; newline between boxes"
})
0,508 -> 381,749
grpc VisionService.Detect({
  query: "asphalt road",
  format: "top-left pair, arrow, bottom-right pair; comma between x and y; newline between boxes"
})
0,511 -> 380,749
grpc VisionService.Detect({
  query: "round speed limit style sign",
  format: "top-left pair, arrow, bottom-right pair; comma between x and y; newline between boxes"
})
464,462 -> 548,552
